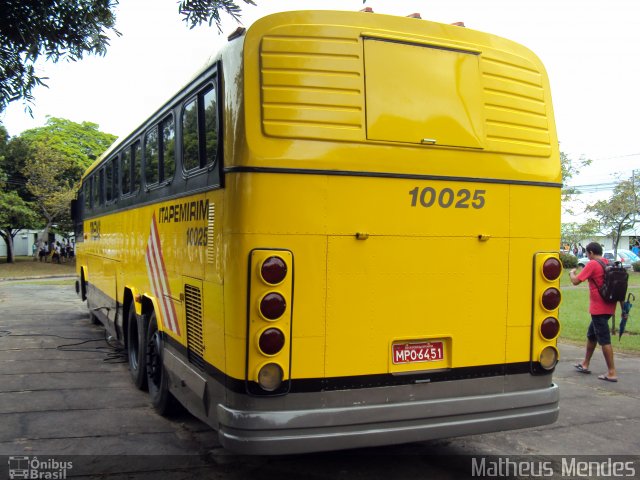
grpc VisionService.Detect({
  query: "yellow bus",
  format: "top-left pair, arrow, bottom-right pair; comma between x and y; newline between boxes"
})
72,10 -> 562,454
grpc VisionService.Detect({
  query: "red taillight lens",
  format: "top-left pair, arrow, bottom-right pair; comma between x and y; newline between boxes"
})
542,257 -> 562,281
259,328 -> 285,355
541,317 -> 560,339
260,292 -> 286,320
541,287 -> 561,310
261,256 -> 287,285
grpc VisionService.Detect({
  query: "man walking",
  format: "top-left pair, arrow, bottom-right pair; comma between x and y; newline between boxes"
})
569,242 -> 626,382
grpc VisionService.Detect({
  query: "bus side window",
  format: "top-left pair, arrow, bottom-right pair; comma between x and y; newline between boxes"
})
145,127 -> 159,185
145,117 -> 175,187
132,141 -> 141,192
161,116 -> 175,182
84,178 -> 92,210
121,148 -> 131,195
92,173 -> 100,208
181,82 -> 218,173
182,98 -> 199,171
98,168 -> 105,207
105,158 -> 118,203
203,85 -> 217,165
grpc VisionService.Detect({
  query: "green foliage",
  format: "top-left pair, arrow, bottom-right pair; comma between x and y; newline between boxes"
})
179,0 -> 256,31
559,252 -> 578,269
633,261 -> 640,273
0,191 -> 39,230
0,0 -> 120,113
0,190 -> 41,262
19,117 -> 117,171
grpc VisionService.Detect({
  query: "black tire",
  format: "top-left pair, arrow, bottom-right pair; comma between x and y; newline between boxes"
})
127,305 -> 148,390
146,312 -> 178,416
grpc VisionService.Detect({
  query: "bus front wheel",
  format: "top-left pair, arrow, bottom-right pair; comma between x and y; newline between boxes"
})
146,312 -> 177,416
127,305 -> 148,390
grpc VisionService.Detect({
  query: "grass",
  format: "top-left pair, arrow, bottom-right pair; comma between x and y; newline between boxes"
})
0,255 -> 76,279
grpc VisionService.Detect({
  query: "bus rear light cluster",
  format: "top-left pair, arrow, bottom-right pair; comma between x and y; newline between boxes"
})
532,253 -> 562,373
248,250 -> 293,395
541,287 -> 561,311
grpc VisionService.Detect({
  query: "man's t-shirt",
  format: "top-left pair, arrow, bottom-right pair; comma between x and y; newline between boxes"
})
576,258 -> 616,315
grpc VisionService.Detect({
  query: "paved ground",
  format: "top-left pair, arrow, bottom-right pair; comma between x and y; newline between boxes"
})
1,279 -> 639,478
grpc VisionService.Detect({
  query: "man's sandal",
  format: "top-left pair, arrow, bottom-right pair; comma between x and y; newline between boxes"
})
574,363 -> 591,374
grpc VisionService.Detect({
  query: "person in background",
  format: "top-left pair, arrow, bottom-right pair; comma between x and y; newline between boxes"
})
39,242 -> 48,262
632,241 -> 640,257
569,242 -> 626,382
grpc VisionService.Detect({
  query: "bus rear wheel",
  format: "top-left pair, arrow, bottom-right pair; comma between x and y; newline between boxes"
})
146,312 -> 178,416
127,305 -> 148,390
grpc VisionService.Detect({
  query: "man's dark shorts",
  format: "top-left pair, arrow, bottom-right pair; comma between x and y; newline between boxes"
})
587,314 -> 612,345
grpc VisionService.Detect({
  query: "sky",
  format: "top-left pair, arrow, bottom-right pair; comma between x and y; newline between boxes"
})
2,0 -> 639,216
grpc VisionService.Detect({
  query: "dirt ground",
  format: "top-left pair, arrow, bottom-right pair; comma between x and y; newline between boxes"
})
0,256 -> 75,279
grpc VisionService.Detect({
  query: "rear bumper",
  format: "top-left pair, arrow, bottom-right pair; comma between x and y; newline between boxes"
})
216,383 -> 559,454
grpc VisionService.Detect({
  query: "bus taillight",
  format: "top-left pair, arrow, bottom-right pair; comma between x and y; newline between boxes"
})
541,287 -> 561,311
540,317 -> 560,340
257,363 -> 284,392
261,256 -> 288,285
259,327 -> 285,355
247,249 -> 293,395
532,253 -> 562,373
542,257 -> 562,281
259,292 -> 286,320
539,346 -> 559,370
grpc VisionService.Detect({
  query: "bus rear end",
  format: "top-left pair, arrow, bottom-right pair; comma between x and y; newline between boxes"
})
218,10 -> 562,454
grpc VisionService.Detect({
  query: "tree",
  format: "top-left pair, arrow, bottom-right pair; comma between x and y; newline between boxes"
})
22,140 -> 78,250
180,0 -> 256,31
1,118 -> 116,263
561,219 -> 599,249
19,117 -> 116,172
0,190 -> 40,263
586,173 -> 640,255
1,0 -> 254,113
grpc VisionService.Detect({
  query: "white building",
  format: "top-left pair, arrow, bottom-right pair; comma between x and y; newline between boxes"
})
0,230 -> 71,257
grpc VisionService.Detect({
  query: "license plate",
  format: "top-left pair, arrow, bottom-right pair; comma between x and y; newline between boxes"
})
392,341 -> 444,365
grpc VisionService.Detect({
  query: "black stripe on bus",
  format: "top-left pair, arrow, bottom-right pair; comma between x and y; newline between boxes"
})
162,334 -> 547,395
224,166 -> 563,188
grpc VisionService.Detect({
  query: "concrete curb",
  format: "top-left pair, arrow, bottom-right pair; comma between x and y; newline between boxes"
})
0,274 -> 76,282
